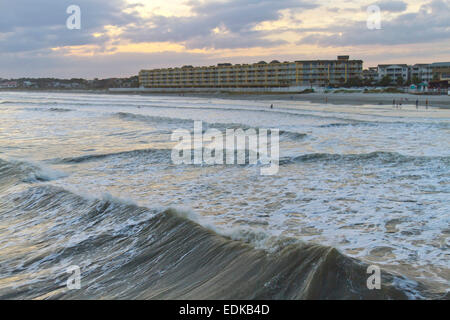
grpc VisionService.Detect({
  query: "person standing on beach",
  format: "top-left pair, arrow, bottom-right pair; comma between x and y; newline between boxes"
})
416,99 -> 419,110
426,99 -> 429,110
393,99 -> 396,108
270,104 -> 273,109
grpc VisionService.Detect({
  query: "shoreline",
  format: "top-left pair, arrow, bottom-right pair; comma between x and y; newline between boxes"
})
185,92 -> 450,108
2,89 -> 450,108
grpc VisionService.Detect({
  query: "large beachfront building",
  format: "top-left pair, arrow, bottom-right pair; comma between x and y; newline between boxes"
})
139,56 -> 363,89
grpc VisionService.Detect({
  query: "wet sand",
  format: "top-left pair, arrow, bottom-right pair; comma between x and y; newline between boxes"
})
3,89 -> 450,108
169,92 -> 450,109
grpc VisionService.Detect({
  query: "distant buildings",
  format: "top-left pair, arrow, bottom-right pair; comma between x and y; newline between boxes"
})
367,62 -> 449,85
428,62 -> 450,93
0,81 -> 18,88
0,77 -> 138,90
1,59 -> 448,93
139,56 -> 363,88
138,56 -> 450,91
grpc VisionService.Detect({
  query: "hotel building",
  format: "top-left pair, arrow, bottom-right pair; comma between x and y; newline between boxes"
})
377,64 -> 409,83
139,56 -> 363,89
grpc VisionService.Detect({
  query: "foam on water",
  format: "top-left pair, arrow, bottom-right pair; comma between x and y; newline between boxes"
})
0,91 -> 449,298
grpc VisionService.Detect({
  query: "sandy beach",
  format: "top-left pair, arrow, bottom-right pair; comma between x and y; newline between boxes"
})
4,89 -> 450,109
152,91 -> 450,109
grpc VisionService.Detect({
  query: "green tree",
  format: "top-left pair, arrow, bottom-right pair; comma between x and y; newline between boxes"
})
346,77 -> 363,87
396,77 -> 404,87
411,75 -> 420,85
379,75 -> 392,86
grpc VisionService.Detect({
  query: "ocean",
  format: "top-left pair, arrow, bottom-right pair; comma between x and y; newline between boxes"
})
0,91 -> 448,299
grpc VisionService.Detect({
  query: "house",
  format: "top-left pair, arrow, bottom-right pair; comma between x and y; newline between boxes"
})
0,81 -> 18,88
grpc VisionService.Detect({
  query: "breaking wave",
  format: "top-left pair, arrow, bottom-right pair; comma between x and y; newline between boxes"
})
0,185 -> 435,300
48,108 -> 73,112
280,151 -> 450,166
0,158 -> 67,190
319,121 -> 450,129
113,112 -> 307,141
54,148 -> 173,164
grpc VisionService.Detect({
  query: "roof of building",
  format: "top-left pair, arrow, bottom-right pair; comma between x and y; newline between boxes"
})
294,60 -> 362,63
139,57 -> 363,72
430,62 -> 450,67
378,64 -> 408,68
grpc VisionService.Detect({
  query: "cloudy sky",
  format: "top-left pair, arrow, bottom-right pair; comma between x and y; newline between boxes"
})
0,0 -> 449,79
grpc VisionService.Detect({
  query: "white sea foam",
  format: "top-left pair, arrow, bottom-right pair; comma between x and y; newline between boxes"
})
1,91 -> 449,294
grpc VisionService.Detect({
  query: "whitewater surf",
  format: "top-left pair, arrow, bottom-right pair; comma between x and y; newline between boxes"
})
0,91 -> 448,299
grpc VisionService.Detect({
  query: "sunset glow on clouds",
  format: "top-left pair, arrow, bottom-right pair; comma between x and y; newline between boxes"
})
0,0 -> 449,78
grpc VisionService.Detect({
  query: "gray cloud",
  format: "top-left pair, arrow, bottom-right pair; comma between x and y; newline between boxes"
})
300,0 -> 450,47
0,0 -> 138,31
372,1 -> 408,12
120,0 -> 317,49
0,0 -> 140,52
0,0 -> 448,78
0,0 -> 317,53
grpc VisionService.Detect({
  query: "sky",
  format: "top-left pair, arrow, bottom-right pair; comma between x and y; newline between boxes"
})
0,0 -> 449,79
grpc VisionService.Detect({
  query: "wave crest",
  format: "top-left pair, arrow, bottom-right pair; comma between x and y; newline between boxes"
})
0,158 -> 67,189
0,185 -> 430,300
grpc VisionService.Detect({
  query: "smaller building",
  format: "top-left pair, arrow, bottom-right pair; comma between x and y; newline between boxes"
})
409,64 -> 432,83
363,67 -> 378,84
429,80 -> 449,94
430,62 -> 450,81
0,81 -> 18,88
377,64 -> 408,83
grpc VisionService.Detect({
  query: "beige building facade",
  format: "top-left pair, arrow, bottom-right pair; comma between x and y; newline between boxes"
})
139,56 -> 363,88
